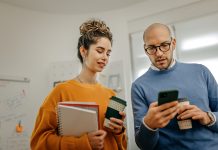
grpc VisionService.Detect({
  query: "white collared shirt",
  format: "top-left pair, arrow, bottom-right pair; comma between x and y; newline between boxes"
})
150,59 -> 176,71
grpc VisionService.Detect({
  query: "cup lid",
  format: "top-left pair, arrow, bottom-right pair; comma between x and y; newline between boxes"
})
178,98 -> 188,102
110,96 -> 127,106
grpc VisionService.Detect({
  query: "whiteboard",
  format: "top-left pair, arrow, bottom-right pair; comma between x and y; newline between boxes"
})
0,76 -> 30,150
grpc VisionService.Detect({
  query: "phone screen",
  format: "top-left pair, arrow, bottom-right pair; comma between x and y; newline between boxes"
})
158,90 -> 178,105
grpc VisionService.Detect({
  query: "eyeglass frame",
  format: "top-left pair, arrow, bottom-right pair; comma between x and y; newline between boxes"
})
144,37 -> 173,55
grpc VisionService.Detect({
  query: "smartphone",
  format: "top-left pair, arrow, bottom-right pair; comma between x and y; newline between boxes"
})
158,90 -> 179,105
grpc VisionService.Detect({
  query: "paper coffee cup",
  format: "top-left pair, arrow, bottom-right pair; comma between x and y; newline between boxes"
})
104,96 -> 127,129
177,98 -> 192,130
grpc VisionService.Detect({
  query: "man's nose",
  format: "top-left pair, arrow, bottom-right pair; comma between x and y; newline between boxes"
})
155,47 -> 163,56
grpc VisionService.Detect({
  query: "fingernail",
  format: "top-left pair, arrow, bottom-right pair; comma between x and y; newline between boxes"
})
172,107 -> 177,111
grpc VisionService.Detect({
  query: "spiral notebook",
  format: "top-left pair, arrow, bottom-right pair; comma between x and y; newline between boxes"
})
57,101 -> 99,136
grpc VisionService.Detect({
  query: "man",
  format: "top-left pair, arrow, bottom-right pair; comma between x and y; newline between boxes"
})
131,23 -> 218,150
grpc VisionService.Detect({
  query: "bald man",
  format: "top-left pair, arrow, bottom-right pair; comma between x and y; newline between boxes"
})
131,23 -> 218,150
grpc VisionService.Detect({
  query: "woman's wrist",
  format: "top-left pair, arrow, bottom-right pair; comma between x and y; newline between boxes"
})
114,126 -> 125,135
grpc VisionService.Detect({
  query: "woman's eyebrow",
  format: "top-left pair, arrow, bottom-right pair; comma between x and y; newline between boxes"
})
96,46 -> 105,50
96,46 -> 112,52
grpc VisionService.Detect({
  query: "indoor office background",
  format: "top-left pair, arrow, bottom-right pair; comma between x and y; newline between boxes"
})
0,0 -> 218,150
130,12 -> 218,81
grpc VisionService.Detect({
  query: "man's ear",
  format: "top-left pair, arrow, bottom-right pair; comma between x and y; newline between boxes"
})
172,38 -> 176,50
79,46 -> 88,58
144,44 -> 149,56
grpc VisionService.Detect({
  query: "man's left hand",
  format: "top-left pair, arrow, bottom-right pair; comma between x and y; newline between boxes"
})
177,104 -> 211,125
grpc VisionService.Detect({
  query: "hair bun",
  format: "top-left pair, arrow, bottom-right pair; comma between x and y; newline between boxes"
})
79,19 -> 110,36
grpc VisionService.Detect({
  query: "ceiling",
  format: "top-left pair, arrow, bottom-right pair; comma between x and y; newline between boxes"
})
0,0 -> 147,14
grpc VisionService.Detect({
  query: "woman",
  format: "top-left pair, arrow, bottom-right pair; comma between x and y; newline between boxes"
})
30,19 -> 127,150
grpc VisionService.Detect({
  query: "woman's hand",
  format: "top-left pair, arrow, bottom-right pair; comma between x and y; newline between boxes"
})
87,130 -> 107,150
108,111 -> 126,134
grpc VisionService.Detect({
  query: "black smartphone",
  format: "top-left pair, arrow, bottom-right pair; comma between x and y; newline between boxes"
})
158,90 -> 179,105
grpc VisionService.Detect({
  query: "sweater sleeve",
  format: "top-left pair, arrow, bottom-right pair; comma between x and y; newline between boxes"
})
30,107 -> 92,150
131,82 -> 159,150
30,84 -> 92,150
204,66 -> 218,132
112,128 -> 127,150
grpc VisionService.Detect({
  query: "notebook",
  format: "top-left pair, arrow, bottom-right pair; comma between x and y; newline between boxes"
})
57,101 -> 99,136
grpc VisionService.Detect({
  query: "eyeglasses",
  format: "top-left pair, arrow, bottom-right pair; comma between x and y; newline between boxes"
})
144,38 -> 172,55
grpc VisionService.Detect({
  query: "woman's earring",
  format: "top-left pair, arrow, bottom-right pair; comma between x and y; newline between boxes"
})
82,55 -> 86,63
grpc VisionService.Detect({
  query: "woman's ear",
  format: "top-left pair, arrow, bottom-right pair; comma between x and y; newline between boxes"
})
79,46 -> 88,59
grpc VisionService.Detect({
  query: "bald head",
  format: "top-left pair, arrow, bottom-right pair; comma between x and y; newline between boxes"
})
143,23 -> 172,42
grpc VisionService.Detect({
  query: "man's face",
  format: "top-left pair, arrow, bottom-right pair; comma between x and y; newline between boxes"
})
144,27 -> 176,70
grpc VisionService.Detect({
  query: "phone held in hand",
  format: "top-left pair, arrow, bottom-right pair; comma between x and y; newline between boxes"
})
158,90 -> 179,105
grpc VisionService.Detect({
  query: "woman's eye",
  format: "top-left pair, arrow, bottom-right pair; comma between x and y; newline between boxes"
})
97,50 -> 103,53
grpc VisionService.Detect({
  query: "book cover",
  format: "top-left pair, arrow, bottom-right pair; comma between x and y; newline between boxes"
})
58,101 -> 100,128
57,101 -> 99,136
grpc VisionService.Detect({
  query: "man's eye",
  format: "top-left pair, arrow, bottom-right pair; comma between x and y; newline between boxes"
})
161,43 -> 170,47
147,47 -> 156,51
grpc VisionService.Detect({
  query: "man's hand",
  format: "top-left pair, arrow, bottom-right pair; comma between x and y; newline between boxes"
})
177,104 -> 211,125
87,130 -> 107,150
144,101 -> 179,129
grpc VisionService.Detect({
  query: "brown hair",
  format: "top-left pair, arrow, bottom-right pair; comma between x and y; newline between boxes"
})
77,19 -> 113,63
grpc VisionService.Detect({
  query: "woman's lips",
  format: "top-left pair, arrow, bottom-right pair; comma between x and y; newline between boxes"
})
97,62 -> 106,68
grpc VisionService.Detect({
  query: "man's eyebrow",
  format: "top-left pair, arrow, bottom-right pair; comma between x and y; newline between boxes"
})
161,40 -> 171,43
147,40 -> 171,47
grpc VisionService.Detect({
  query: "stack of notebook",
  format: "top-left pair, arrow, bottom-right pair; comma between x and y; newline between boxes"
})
57,101 -> 99,137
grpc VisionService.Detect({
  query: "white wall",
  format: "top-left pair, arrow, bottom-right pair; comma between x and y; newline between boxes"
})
127,0 -> 218,33
1,0 -> 218,149
0,3 -> 77,120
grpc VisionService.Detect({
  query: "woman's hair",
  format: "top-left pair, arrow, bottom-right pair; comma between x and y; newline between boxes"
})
77,19 -> 113,63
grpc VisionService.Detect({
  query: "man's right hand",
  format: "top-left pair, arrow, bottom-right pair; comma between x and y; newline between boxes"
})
87,130 -> 107,150
144,101 -> 179,129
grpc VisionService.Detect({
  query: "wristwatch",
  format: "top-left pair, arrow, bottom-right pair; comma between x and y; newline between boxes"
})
207,111 -> 215,126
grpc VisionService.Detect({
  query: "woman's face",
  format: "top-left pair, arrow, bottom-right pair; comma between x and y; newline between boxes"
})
83,37 -> 112,73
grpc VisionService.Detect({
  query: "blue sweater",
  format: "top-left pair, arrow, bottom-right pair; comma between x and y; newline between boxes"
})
131,62 -> 218,150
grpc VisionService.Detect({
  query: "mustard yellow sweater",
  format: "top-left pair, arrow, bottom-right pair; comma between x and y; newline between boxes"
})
31,80 -> 127,150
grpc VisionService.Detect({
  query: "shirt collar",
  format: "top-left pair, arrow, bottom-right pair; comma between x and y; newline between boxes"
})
150,59 -> 176,71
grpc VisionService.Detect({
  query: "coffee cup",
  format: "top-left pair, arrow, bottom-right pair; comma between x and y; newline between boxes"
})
177,98 -> 192,130
104,96 -> 127,129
